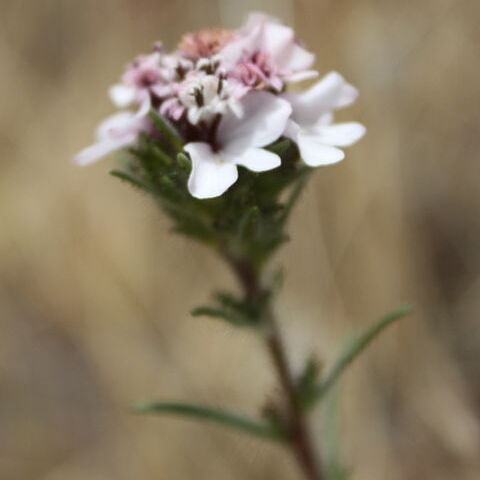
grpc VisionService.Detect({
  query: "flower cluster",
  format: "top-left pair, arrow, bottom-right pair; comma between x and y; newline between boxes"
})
74,12 -> 365,199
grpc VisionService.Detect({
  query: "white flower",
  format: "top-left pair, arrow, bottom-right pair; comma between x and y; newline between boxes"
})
75,13 -> 367,200
178,73 -> 245,125
220,12 -> 317,87
184,91 -> 292,199
73,112 -> 145,166
109,52 -> 165,109
160,54 -> 194,83
282,72 -> 366,166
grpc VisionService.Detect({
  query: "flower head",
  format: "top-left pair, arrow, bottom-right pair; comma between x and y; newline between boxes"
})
74,11 -> 365,199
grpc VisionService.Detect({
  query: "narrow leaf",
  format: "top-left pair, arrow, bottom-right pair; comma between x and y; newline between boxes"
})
150,144 -> 173,166
149,109 -> 184,151
270,267 -> 284,296
297,355 -> 322,409
313,305 -> 414,403
298,356 -> 321,391
176,152 -> 191,170
191,306 -> 247,325
280,168 -> 311,225
322,387 -> 351,480
236,205 -> 260,243
133,402 -> 283,442
266,138 -> 291,156
110,169 -> 149,191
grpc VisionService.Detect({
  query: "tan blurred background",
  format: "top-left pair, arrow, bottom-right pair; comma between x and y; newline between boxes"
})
1,0 -> 479,479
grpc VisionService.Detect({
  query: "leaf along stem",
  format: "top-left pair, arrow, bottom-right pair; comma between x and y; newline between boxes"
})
149,109 -> 184,152
134,402 -> 282,441
314,305 -> 414,403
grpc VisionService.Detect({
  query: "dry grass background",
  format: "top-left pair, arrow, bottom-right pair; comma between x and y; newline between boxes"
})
1,0 -> 479,479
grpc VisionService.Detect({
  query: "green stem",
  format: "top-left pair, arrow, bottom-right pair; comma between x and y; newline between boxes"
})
266,314 -> 324,480
225,254 -> 324,480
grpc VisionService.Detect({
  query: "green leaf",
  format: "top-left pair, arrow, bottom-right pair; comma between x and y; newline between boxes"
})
214,291 -> 242,310
159,175 -> 178,192
322,387 -> 351,480
155,198 -> 216,243
266,138 -> 291,156
191,306 -> 251,327
270,266 -> 284,296
236,205 -> 260,243
133,402 -> 284,442
109,169 -> 150,191
260,401 -> 287,437
279,168 -> 311,225
214,289 -> 269,326
176,152 -> 191,170
150,144 -> 173,167
296,355 -> 322,410
298,356 -> 321,389
149,109 -> 184,151
311,305 -> 414,405
191,289 -> 265,328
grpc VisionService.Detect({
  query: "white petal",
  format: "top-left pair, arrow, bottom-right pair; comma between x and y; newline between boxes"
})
187,106 -> 202,125
135,95 -> 151,119
311,122 -> 366,147
73,135 -> 135,166
185,143 -> 238,199
283,72 -> 358,126
317,112 -> 334,126
96,111 -> 138,140
285,70 -> 319,83
283,119 -> 301,142
297,132 -> 345,167
279,42 -> 316,72
243,12 -> 282,31
261,23 -> 296,65
151,83 -> 173,97
218,91 -> 292,153
239,15 -> 314,74
75,111 -> 142,165
280,42 -> 315,72
230,147 -> 281,172
219,25 -> 261,70
109,84 -> 136,108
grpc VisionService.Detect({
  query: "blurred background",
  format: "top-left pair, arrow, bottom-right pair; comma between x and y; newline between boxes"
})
1,0 -> 479,479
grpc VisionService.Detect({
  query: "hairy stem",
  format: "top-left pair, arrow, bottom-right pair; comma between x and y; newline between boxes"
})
225,254 -> 324,480
265,318 -> 324,480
